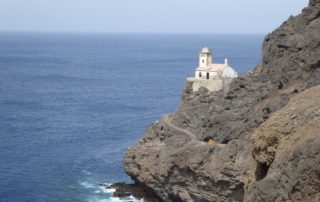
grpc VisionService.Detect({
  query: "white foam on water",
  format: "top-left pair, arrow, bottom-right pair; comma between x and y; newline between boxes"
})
80,181 -> 95,189
80,181 -> 144,202
126,195 -> 144,202
85,171 -> 92,175
100,182 -> 112,187
104,188 -> 116,194
98,184 -> 116,194
88,195 -> 144,202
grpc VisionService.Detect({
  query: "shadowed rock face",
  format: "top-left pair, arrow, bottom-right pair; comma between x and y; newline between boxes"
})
124,0 -> 320,201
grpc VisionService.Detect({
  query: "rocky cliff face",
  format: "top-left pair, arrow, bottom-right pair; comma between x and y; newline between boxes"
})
249,85 -> 320,202
124,0 -> 320,201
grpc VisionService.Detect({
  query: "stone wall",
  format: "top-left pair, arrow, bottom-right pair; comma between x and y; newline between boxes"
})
222,78 -> 233,94
188,77 -> 233,92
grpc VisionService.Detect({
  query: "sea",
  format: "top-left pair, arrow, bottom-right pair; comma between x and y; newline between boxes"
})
0,32 -> 263,202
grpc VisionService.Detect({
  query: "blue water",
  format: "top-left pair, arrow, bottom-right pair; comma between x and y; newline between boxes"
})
0,32 -> 263,202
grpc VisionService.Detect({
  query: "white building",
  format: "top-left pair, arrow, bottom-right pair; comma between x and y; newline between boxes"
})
195,47 -> 238,79
188,47 -> 238,92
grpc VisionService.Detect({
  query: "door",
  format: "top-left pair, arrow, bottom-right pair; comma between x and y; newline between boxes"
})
206,72 -> 209,79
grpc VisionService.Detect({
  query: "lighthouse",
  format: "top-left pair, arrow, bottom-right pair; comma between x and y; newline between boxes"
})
188,47 -> 238,92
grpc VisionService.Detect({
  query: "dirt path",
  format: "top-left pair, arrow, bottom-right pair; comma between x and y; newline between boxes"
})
163,115 -> 197,140
163,114 -> 225,148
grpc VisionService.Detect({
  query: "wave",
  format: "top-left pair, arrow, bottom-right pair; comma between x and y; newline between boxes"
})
80,181 -> 143,202
88,195 -> 143,202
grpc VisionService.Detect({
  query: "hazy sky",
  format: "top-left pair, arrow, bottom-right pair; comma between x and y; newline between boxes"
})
0,0 -> 309,34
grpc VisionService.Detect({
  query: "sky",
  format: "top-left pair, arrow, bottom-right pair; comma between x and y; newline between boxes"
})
0,0 -> 309,34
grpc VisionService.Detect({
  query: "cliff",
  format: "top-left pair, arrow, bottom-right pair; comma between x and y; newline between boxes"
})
124,0 -> 320,201
249,85 -> 320,201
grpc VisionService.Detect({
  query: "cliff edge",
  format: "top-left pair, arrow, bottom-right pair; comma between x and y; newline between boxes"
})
124,0 -> 320,201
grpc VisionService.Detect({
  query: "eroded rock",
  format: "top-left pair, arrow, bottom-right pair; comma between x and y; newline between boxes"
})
249,86 -> 320,201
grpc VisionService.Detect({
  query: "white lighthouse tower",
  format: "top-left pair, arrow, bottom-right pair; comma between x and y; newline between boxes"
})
199,47 -> 213,67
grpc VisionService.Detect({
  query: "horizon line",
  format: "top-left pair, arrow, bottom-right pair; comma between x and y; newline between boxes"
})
0,30 -> 267,35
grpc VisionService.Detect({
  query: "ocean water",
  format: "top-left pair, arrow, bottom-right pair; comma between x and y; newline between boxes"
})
0,32 -> 263,202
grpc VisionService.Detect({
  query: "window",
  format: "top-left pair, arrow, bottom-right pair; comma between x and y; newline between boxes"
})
199,72 -> 202,77
202,59 -> 205,63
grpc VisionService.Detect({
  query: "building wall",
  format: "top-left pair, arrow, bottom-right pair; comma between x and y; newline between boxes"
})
195,71 -> 219,79
209,72 -> 219,79
187,77 -> 234,92
222,66 -> 238,78
191,79 -> 223,92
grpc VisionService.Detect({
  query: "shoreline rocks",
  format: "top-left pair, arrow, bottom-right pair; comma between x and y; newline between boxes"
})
104,182 -> 162,202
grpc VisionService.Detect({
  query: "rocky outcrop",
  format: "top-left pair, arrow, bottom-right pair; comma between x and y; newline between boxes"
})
124,0 -> 320,201
249,85 -> 320,202
105,183 -> 161,202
